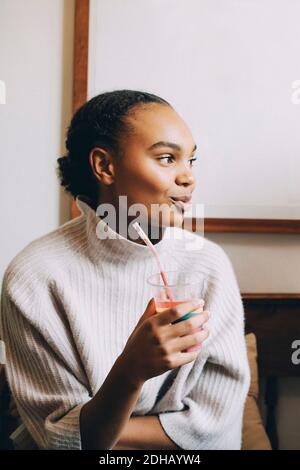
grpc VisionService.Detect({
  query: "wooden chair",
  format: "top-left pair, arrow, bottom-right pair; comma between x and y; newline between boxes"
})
243,294 -> 300,450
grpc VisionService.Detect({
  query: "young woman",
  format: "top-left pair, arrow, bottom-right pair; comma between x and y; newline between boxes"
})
0,90 -> 250,450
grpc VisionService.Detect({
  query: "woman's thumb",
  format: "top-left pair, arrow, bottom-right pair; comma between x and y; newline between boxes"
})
136,298 -> 156,328
145,298 -> 156,316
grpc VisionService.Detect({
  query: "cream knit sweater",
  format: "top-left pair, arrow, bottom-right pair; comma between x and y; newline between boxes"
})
0,196 -> 250,450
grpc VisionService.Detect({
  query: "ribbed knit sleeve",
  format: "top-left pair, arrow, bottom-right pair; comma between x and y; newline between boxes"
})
0,267 -> 91,450
156,246 -> 251,450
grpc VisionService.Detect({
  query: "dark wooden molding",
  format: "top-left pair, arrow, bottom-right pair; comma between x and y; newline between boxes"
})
183,217 -> 300,234
73,0 -> 89,113
242,293 -> 300,300
71,0 -> 89,219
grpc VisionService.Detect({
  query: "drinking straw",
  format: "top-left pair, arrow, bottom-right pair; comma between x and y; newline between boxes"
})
132,222 -> 174,301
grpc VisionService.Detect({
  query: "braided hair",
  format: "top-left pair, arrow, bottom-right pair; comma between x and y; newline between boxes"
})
57,89 -> 171,209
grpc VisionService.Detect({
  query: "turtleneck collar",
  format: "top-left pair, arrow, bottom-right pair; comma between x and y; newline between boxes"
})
75,195 -> 176,263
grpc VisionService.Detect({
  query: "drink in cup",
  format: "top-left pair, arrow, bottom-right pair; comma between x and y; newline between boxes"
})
147,270 -> 207,352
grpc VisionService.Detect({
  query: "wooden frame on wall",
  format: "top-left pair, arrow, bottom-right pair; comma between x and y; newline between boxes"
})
71,0 -> 300,234
69,5 -> 300,450
71,0 -> 89,220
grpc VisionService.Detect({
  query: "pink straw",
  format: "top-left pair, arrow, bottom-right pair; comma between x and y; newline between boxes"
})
132,222 -> 174,301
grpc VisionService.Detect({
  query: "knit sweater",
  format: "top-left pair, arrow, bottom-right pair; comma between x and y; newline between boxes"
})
0,196 -> 250,450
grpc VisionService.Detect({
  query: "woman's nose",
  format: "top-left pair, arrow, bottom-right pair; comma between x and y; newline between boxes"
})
175,167 -> 195,188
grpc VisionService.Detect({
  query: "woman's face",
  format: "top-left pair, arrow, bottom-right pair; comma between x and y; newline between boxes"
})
97,103 -> 197,228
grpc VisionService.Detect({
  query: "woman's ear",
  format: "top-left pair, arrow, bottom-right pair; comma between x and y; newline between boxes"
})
89,147 -> 115,185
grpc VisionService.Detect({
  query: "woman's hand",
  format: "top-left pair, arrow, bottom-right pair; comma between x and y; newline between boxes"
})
119,298 -> 210,386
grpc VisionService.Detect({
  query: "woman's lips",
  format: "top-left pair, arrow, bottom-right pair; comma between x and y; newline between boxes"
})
169,197 -> 192,213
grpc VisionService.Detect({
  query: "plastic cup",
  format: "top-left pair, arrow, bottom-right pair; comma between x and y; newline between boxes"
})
147,270 -> 207,352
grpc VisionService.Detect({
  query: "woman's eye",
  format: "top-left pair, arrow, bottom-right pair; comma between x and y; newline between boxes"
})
189,157 -> 198,167
158,155 -> 175,164
158,156 -> 198,166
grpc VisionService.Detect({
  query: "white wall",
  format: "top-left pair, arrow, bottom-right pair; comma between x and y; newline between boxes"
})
89,0 -> 300,220
0,0 -> 74,284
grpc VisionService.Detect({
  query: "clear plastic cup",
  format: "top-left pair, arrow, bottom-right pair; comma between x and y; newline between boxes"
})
147,270 -> 207,352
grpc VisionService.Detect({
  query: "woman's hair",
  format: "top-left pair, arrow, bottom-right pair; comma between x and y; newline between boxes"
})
56,89 -> 171,209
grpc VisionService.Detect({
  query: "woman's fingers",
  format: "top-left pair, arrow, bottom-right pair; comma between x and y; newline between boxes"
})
169,326 -> 210,353
161,310 -> 210,339
155,300 -> 204,326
